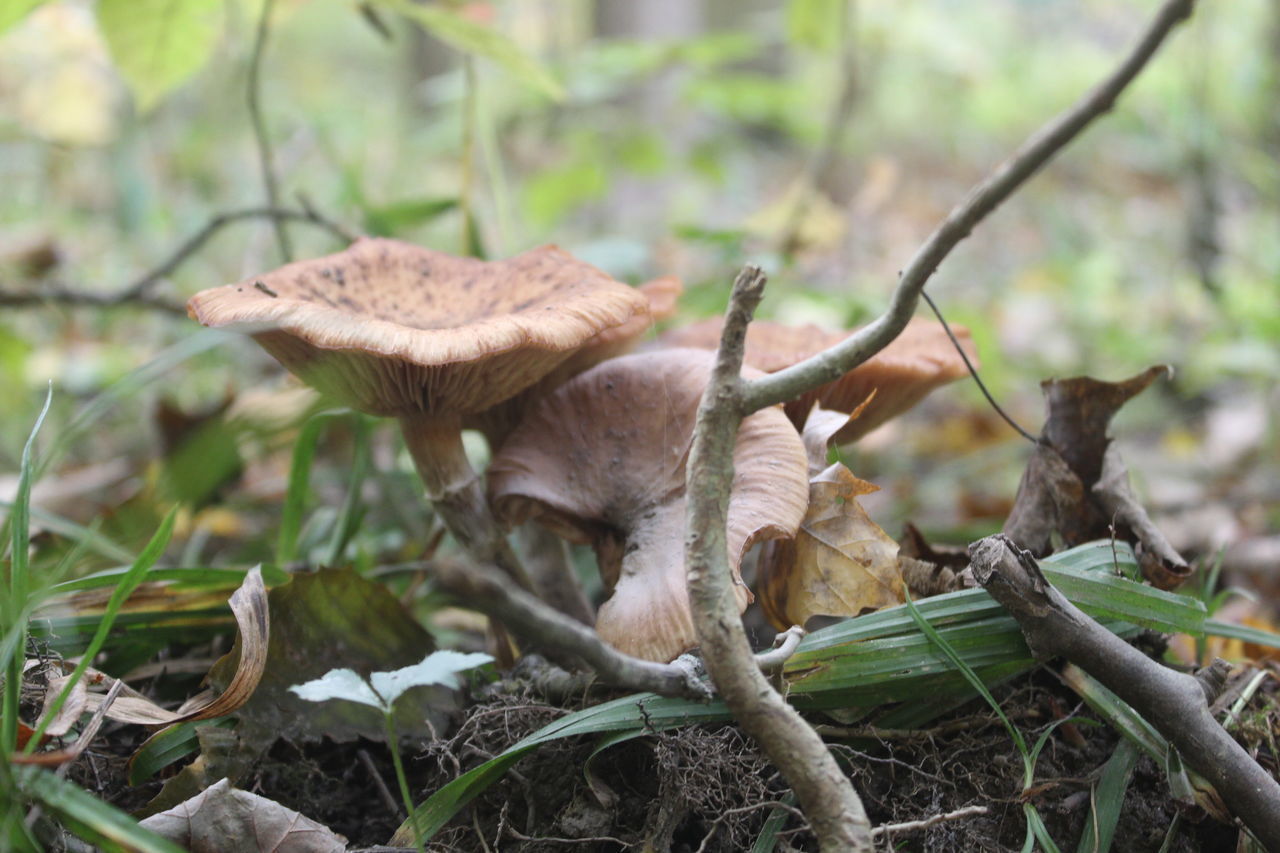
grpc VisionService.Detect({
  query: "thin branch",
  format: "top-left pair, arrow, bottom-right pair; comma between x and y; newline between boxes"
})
871,805 -> 990,839
920,289 -> 1037,443
248,0 -> 292,262
969,535 -> 1280,849
0,288 -> 185,314
742,0 -> 1197,414
686,266 -> 872,852
754,625 -> 806,673
429,559 -> 713,701
1,206 -> 356,312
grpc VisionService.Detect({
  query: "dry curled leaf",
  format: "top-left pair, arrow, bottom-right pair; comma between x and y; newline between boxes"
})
757,463 -> 905,630
138,778 -> 347,853
78,568 -> 269,729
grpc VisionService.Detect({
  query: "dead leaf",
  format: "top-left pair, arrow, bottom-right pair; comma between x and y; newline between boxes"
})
1003,368 -> 1190,588
758,463 -> 905,629
138,778 -> 347,853
80,567 -> 269,728
36,673 -> 86,738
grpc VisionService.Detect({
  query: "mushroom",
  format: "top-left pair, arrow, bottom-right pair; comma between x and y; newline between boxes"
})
188,237 -> 651,588
487,348 -> 810,662
658,317 -> 977,444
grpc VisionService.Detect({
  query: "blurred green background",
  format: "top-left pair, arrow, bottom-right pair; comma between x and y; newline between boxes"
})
1,0 -> 1276,589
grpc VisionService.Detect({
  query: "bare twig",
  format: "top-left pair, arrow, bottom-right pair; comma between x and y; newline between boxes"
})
1,206 -> 355,312
969,535 -> 1280,848
0,288 -> 185,314
920,289 -> 1037,443
248,0 -> 293,262
686,266 -> 872,852
742,0 -> 1197,414
430,560 -> 713,700
871,805 -> 989,839
357,748 -> 404,818
754,626 -> 806,674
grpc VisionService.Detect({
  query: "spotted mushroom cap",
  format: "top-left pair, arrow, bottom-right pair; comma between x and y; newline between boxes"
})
187,238 -> 651,417
487,348 -> 809,662
659,317 -> 976,443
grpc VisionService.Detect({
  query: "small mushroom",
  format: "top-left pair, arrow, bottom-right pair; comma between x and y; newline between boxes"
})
659,317 -> 977,443
487,349 -> 809,662
188,238 -> 650,587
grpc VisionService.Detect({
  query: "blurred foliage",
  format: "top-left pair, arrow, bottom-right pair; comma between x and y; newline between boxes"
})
0,0 -> 1276,568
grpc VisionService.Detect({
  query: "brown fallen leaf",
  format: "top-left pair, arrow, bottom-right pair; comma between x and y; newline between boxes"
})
757,463 -> 905,630
1003,368 -> 1190,588
138,778 -> 347,853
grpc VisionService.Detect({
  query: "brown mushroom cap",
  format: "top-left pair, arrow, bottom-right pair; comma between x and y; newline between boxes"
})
487,349 -> 809,662
187,238 -> 651,417
658,317 -> 976,443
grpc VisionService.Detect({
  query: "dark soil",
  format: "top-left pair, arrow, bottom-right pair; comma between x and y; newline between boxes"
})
69,664 -> 1264,852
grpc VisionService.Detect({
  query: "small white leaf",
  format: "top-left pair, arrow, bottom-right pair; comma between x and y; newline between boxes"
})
289,668 -> 384,710
369,650 -> 492,707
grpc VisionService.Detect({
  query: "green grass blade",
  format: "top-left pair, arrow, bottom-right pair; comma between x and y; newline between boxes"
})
0,503 -> 136,565
15,765 -> 186,853
127,718 -> 236,785
1204,618 -> 1280,650
278,411 -> 342,565
751,792 -> 798,853
3,385 -> 52,755
1076,739 -> 1139,853
325,416 -> 371,567
1059,664 -> 1166,766
24,507 -> 177,753
1025,803 -> 1064,853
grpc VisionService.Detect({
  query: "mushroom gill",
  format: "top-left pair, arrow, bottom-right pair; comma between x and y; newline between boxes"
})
487,349 -> 809,662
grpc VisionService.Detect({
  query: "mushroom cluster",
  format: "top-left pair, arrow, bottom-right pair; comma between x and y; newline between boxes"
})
190,238 -> 976,662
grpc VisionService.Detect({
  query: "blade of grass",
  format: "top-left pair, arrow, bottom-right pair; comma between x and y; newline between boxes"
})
325,415 -> 371,567
24,508 -> 177,753
0,503 -> 136,564
278,411 -> 343,565
3,386 -> 52,756
1076,739 -> 1140,853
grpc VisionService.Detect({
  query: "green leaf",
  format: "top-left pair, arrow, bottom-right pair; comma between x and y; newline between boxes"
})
372,0 -> 563,100
290,668 -> 385,710
1204,618 -> 1280,650
15,766 -> 186,853
369,650 -> 493,706
96,0 -> 223,113
363,197 -> 458,237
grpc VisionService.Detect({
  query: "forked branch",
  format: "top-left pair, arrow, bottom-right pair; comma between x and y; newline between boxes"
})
687,2 -> 1198,850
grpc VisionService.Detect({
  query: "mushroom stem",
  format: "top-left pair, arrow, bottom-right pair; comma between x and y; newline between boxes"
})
398,413 -> 533,591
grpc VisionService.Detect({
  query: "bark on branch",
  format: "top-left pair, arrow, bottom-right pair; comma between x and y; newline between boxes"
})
686,267 -> 873,852
687,4 -> 1198,848
969,535 -> 1280,849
